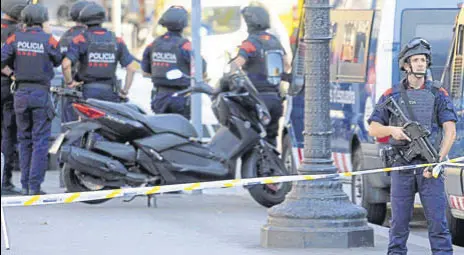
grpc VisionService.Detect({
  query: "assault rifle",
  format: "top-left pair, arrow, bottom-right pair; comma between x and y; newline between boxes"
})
382,97 -> 440,164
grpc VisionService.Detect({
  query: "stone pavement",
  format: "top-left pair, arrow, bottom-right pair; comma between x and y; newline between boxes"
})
2,171 -> 463,255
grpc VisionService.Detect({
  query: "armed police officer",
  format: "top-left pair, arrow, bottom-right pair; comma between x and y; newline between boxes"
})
141,5 -> 207,119
229,6 -> 291,146
1,4 -> 63,195
62,3 -> 137,102
0,0 -> 30,194
58,0 -> 90,122
368,38 -> 457,255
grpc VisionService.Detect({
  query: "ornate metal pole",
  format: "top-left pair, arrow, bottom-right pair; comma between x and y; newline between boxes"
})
261,0 -> 374,248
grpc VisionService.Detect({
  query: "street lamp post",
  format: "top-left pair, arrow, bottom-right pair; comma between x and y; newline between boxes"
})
260,0 -> 374,248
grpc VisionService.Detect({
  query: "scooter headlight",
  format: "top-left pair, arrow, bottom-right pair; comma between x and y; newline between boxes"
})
256,104 -> 271,126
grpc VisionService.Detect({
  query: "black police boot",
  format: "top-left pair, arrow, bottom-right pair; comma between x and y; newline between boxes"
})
29,190 -> 47,195
1,181 -> 21,195
21,188 -> 29,196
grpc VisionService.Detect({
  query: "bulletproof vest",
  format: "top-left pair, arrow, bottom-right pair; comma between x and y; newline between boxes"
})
14,31 -> 51,85
59,26 -> 86,77
388,83 -> 441,150
79,31 -> 118,81
150,35 -> 190,87
243,33 -> 284,89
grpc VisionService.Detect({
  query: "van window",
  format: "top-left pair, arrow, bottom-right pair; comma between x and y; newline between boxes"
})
401,9 -> 459,80
329,10 -> 374,83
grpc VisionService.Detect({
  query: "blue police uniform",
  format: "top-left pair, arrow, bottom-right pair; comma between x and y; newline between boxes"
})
66,26 -> 134,102
1,18 -> 21,191
368,80 -> 457,255
1,27 -> 63,195
58,25 -> 86,123
238,31 -> 285,145
142,31 -> 206,119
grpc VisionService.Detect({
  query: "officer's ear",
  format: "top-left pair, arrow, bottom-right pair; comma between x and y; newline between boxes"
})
403,62 -> 411,73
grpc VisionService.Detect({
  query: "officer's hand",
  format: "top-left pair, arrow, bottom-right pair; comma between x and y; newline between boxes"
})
68,81 -> 83,89
423,167 -> 433,179
119,90 -> 128,99
390,127 -> 411,142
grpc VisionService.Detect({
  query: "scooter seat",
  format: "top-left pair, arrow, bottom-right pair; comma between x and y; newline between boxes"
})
144,114 -> 198,138
86,99 -> 198,138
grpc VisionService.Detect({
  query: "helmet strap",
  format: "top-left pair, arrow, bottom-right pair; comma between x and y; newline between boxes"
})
406,59 -> 426,78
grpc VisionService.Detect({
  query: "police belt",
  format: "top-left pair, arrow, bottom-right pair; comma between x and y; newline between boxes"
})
83,82 -> 114,89
16,82 -> 49,91
155,85 -> 187,93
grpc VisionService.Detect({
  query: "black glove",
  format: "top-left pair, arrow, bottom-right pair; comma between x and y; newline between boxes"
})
281,72 -> 292,83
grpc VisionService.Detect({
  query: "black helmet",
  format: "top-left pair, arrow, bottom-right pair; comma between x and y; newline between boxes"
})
241,6 -> 270,32
398,37 -> 432,71
20,3 -> 48,26
1,0 -> 30,20
69,1 -> 90,22
78,3 -> 106,26
159,6 -> 188,31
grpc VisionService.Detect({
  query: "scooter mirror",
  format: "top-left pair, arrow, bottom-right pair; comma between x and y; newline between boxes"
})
166,69 -> 184,80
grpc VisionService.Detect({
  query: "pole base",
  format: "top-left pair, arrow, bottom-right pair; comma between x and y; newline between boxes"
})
261,178 -> 374,248
261,222 -> 374,248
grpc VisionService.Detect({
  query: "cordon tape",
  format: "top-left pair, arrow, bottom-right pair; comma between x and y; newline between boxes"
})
1,157 -> 463,207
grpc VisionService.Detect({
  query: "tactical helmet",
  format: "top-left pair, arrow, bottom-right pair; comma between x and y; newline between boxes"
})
69,1 -> 90,22
1,0 -> 30,20
20,3 -> 49,26
159,6 -> 188,31
78,3 -> 106,26
241,6 -> 270,31
398,37 -> 432,71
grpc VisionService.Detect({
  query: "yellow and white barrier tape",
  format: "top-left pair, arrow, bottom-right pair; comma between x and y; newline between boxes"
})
1,157 -> 463,207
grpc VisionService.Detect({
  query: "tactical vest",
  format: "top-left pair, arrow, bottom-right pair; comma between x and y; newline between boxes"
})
150,35 -> 190,87
79,31 -> 118,81
59,26 -> 86,77
14,31 -> 51,85
242,33 -> 284,90
388,81 -> 442,150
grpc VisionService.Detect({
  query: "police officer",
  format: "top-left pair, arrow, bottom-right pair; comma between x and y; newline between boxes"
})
230,6 -> 291,146
368,38 -> 457,255
62,3 -> 137,102
1,0 -> 29,195
141,5 -> 206,119
1,4 -> 63,195
59,0 -> 90,123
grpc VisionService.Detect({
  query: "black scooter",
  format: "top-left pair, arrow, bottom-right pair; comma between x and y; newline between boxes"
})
50,70 -> 293,207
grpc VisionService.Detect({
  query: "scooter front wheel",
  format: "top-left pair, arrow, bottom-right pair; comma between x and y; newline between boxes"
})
242,150 -> 293,208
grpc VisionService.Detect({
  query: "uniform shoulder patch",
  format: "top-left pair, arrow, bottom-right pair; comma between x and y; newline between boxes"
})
382,88 -> 393,97
49,36 -> 59,48
240,40 -> 256,53
5,34 -> 16,44
72,34 -> 86,44
181,41 -> 192,51
439,88 -> 449,97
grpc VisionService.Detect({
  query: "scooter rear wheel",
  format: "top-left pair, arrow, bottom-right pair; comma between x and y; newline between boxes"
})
62,163 -> 113,205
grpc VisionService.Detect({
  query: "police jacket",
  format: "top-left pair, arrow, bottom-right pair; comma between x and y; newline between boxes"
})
66,26 -> 134,85
238,31 -> 285,93
1,27 -> 63,86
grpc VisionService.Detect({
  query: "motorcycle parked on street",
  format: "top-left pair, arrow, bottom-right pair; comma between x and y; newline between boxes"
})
50,70 -> 293,207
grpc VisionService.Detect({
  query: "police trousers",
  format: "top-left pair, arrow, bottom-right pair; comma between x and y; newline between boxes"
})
258,92 -> 283,146
151,86 -> 191,120
1,77 -> 17,186
14,85 -> 54,193
388,159 -> 453,255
